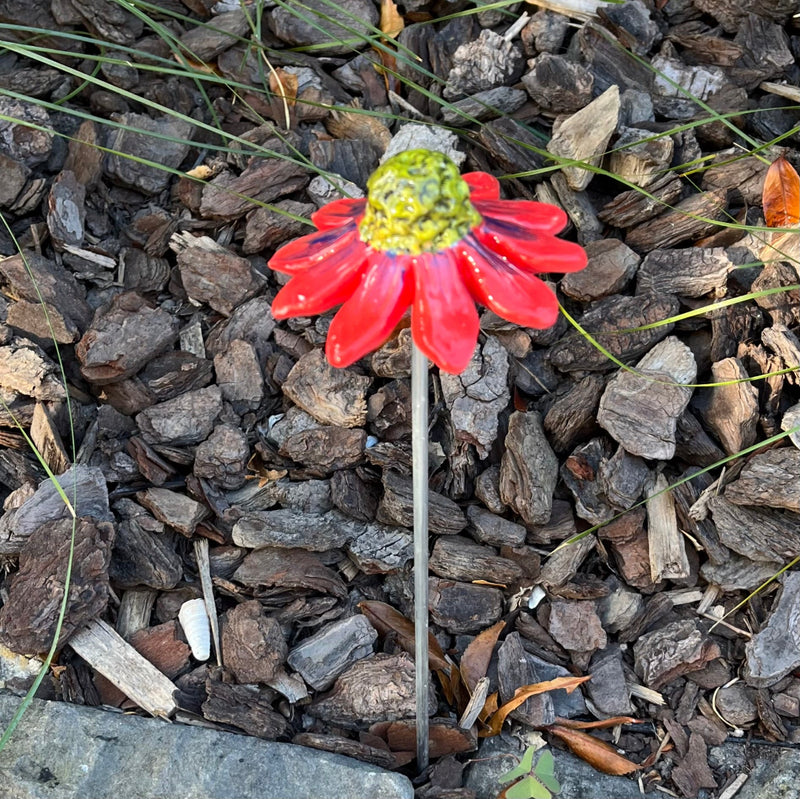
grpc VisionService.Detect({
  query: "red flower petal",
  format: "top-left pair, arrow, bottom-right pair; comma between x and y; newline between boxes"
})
464,172 -> 500,201
326,253 -> 413,368
473,220 -> 587,274
269,226 -> 360,274
456,238 -> 560,329
311,198 -> 366,231
412,250 -> 480,374
475,200 -> 568,233
271,241 -> 368,318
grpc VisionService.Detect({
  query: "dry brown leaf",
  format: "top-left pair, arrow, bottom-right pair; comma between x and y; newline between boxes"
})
460,620 -> 505,693
484,675 -> 591,736
269,68 -> 298,106
554,715 -> 642,730
479,690 -> 499,723
359,600 -> 450,672
380,0 -> 404,38
547,724 -> 641,775
763,155 -> 800,228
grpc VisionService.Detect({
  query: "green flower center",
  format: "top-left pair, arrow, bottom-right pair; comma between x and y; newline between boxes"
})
358,149 -> 481,256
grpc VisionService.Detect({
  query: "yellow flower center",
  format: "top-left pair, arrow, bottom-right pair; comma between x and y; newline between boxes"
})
358,149 -> 481,255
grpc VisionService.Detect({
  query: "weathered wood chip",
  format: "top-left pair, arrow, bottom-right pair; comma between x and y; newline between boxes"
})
549,292 -> 679,372
548,599 -> 607,654
634,620 -> 720,689
136,487 -> 209,537
233,547 -> 347,600
499,411 -> 557,527
309,653 -> 435,725
136,385 -> 222,446
199,158 -> 309,221
636,247 -> 733,298
745,572 -> 800,688
439,336 -> 509,460
170,232 -> 266,317
598,336 -> 696,460
466,506 -> 525,548
429,536 -> 523,585
547,84 -> 620,191
725,449 -> 800,512
561,239 -> 640,302
377,469 -> 466,535
128,621 -> 191,680
670,732 -> 717,797
76,292 -> 178,385
0,516 -> 114,653
428,578 -> 503,635
283,348 -> 371,428
287,615 -> 377,691
222,600 -> 287,685
588,647 -> 633,716
202,676 -> 290,739
497,632 -> 555,727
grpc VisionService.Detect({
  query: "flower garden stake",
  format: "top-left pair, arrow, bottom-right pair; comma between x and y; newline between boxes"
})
267,149 -> 587,770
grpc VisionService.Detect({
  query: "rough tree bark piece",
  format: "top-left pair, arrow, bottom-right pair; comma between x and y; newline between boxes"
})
193,424 -> 250,490
745,572 -> 800,688
279,426 -> 366,474
439,336 -> 509,460
538,534 -> 595,590
598,508 -> 656,592
136,386 -> 222,447
607,126 -> 674,188
30,402 -> 70,476
0,517 -> 114,654
634,620 -> 720,690
213,339 -> 264,411
68,618 -> 178,718
309,653 -> 435,725
429,537 -> 524,585
497,633 -> 555,727
588,647 -> 633,716
76,292 -> 178,385
200,158 -> 309,221
626,189 -> 729,252
597,336 -> 697,460
287,615 -> 377,691
548,599 -> 607,654
466,506 -> 525,547
136,487 -> 209,538
202,677 -> 290,740
222,600 -> 288,685
110,499 -> 183,590
521,53 -> 593,114
0,465 -> 111,555
709,495 -> 800,562
428,578 -> 503,634
170,232 -> 266,317
547,84 -> 620,191
636,247 -> 733,298
0,252 -> 91,333
0,338 -> 67,402
377,470 -> 466,535
543,374 -> 606,454
549,293 -> 679,372
105,113 -> 193,194
700,358 -> 759,455
647,473 -> 690,582
283,349 -> 371,428
725,449 -> 800,512
561,239 -> 640,302
599,173 -> 683,228
499,411 -> 557,527
233,547 -> 348,600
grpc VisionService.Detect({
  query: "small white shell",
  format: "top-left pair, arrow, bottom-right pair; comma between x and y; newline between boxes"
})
178,598 -> 210,661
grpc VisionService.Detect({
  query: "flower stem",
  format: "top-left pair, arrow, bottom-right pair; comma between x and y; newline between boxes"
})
411,340 -> 430,772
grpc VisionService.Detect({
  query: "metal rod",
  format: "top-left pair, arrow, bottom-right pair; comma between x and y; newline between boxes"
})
411,341 -> 430,772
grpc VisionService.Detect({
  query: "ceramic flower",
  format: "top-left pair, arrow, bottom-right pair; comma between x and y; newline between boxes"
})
268,149 -> 587,374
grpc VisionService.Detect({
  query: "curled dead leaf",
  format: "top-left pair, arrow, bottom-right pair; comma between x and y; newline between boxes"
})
763,155 -> 800,228
379,0 -> 404,38
484,675 -> 591,736
460,620 -> 505,693
547,724 -> 640,776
